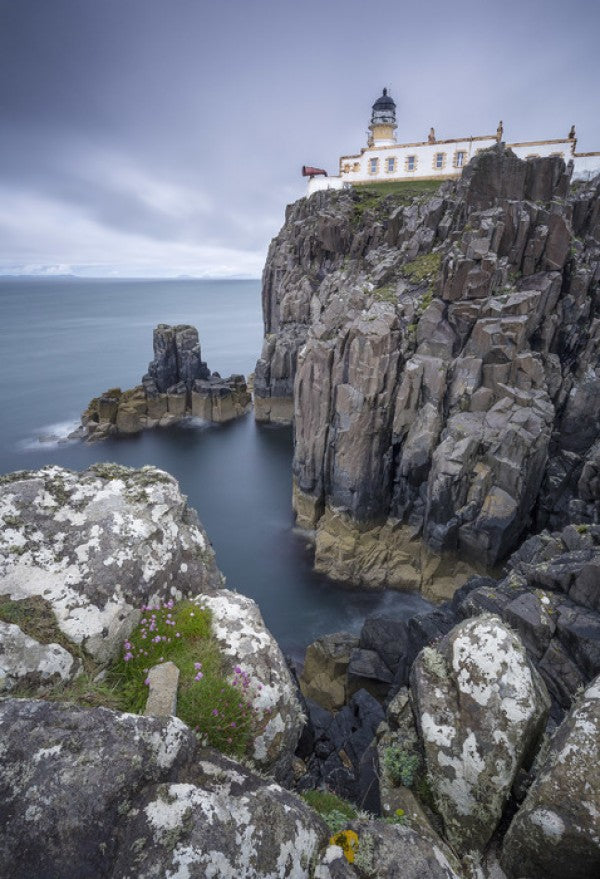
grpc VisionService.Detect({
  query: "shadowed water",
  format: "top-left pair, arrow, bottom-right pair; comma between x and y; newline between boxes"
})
0,277 -> 431,657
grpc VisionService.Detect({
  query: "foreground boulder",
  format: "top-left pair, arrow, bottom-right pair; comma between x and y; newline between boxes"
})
0,464 -> 305,779
0,699 -> 327,879
411,614 -> 550,854
0,464 -> 222,663
201,589 -> 305,781
81,324 -> 251,440
501,674 -> 600,879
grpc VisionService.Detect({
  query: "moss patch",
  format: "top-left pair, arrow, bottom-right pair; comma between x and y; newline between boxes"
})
402,251 -> 442,285
351,180 -> 443,225
0,596 -> 85,662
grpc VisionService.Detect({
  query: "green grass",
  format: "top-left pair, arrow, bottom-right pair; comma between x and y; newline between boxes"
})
351,180 -> 443,225
4,597 -> 263,759
354,179 -> 443,201
372,284 -> 397,303
301,790 -> 358,832
112,600 -> 260,757
402,251 -> 442,284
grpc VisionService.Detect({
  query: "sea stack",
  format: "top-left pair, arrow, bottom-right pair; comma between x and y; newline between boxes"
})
81,323 -> 251,440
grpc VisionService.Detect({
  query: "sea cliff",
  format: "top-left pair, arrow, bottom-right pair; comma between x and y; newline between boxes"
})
256,146 -> 600,589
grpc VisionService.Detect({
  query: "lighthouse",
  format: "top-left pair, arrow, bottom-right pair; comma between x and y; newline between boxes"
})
304,87 -> 600,196
368,88 -> 397,147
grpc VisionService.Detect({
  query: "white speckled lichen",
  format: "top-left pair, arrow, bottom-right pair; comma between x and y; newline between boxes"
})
200,590 -> 304,782
501,673 -> 600,879
0,465 -> 220,663
411,614 -> 550,855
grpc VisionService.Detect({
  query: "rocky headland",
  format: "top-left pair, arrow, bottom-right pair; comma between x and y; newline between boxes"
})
255,146 -> 600,596
2,149 -> 600,878
81,323 -> 251,440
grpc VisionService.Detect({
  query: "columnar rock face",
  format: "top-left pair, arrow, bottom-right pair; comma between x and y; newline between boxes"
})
256,147 -> 600,577
144,323 -> 210,393
81,324 -> 251,440
410,615 -> 550,855
501,674 -> 600,879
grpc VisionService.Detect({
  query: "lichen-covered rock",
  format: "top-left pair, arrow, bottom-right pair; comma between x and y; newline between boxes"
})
0,621 -> 79,691
0,699 -> 328,879
311,818 -> 464,879
200,589 -> 305,783
411,615 -> 550,854
0,464 -> 222,663
500,674 -> 600,879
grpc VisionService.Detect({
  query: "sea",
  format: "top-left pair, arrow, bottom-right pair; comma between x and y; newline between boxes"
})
0,277 -> 430,659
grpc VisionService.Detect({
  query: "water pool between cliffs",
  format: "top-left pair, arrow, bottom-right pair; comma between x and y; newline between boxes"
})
0,276 -> 431,659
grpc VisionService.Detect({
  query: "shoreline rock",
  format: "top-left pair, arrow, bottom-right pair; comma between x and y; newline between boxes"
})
81,324 -> 251,441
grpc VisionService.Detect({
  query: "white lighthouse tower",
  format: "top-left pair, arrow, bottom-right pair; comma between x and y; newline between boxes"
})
368,88 -> 397,147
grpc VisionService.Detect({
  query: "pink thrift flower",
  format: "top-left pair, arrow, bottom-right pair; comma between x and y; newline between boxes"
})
144,677 -> 150,685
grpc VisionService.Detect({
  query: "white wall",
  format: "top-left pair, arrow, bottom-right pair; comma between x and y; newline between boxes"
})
339,138 -> 497,184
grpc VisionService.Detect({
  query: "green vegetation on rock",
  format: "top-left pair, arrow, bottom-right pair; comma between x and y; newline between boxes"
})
382,745 -> 421,787
5,597 -> 263,758
352,180 -> 442,224
402,251 -> 442,285
301,789 -> 358,832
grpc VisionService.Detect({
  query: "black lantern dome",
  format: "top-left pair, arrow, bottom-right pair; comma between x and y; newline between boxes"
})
371,88 -> 396,126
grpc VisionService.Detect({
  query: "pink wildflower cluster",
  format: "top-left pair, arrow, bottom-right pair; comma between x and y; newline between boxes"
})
121,600 -> 182,674
192,664 -> 270,752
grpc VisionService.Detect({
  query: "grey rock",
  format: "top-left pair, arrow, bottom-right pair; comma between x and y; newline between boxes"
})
0,621 -> 78,691
0,699 -> 327,879
501,674 -> 600,879
0,464 -> 222,663
144,660 -> 179,716
146,323 -> 210,393
257,146 -> 600,580
200,589 -> 305,783
411,615 -> 550,855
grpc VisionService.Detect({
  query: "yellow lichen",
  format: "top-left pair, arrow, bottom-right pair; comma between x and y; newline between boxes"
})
330,830 -> 359,864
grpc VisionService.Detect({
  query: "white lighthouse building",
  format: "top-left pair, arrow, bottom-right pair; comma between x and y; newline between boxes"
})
306,89 -> 600,196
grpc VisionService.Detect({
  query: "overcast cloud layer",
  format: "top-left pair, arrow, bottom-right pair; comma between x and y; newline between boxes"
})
1,0 -> 599,277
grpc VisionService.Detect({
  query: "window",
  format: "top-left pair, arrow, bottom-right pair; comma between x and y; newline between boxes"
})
386,157 -> 396,173
369,157 -> 379,175
406,155 -> 417,172
455,151 -> 466,168
435,152 -> 445,169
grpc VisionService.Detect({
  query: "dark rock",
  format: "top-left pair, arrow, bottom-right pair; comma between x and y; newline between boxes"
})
501,674 -> 600,879
0,700 -> 329,879
258,145 -> 600,581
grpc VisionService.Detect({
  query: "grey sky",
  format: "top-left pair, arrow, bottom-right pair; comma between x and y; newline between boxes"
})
1,0 -> 599,277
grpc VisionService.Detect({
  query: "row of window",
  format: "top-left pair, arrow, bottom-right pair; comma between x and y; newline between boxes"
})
367,150 -> 467,175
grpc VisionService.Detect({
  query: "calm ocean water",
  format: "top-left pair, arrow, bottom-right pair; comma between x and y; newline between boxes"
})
0,277 -> 430,656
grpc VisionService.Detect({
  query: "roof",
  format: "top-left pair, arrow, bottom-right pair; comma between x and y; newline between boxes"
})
372,88 -> 396,111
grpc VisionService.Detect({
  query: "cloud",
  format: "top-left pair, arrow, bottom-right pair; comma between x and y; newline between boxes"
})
1,0 -> 598,277
0,185 -> 265,278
